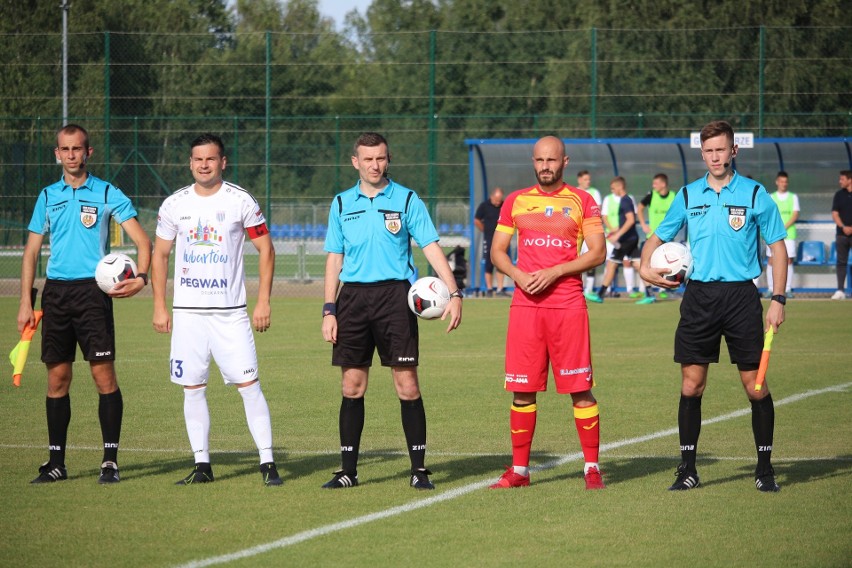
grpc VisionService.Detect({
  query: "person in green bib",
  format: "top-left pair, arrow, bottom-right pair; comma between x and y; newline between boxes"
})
764,172 -> 799,298
635,173 -> 677,303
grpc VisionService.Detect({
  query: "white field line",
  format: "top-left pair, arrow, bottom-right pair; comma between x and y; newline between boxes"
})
170,381 -> 850,568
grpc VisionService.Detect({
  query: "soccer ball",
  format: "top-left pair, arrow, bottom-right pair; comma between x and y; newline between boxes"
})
95,253 -> 138,293
407,277 -> 450,319
650,242 -> 693,283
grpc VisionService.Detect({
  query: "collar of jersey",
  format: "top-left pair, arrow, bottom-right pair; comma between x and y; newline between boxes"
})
58,172 -> 93,192
700,171 -> 740,194
355,179 -> 393,200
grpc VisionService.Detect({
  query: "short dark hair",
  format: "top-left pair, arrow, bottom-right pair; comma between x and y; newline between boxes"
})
700,120 -> 735,146
57,123 -> 90,148
353,132 -> 389,156
611,176 -> 626,188
191,133 -> 225,156
841,170 -> 852,178
653,173 -> 668,183
777,171 -> 788,179
577,170 -> 590,177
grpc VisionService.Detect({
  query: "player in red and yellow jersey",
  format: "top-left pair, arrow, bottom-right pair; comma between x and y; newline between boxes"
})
489,136 -> 607,490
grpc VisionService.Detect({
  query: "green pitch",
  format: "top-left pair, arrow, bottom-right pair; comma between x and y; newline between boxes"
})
1,297 -> 850,567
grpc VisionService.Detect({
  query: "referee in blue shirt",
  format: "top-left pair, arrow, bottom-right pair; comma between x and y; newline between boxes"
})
640,120 -> 787,493
320,132 -> 462,490
19,124 -> 151,484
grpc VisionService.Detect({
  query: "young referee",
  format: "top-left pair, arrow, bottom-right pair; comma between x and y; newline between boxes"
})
640,120 -> 787,492
19,124 -> 151,484
320,132 -> 462,490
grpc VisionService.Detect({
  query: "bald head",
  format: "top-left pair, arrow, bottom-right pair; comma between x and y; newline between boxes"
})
532,136 -> 568,191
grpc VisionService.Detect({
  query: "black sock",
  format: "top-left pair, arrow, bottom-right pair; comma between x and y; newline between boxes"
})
597,285 -> 608,297
339,396 -> 364,475
46,395 -> 71,467
98,388 -> 123,464
678,394 -> 702,471
751,394 -> 775,473
400,397 -> 427,471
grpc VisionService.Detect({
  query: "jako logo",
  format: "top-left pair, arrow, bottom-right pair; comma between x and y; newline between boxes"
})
243,368 -> 256,375
522,236 -> 572,248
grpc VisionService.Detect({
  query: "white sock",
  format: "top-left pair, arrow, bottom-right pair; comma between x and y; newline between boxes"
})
584,462 -> 599,474
638,278 -> 647,293
766,265 -> 774,290
513,465 -> 529,477
238,381 -> 274,464
624,266 -> 636,292
183,387 -> 211,464
786,264 -> 794,292
585,276 -> 594,293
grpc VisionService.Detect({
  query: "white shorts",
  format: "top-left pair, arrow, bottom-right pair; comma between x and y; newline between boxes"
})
766,239 -> 796,259
581,240 -> 614,258
169,310 -> 259,386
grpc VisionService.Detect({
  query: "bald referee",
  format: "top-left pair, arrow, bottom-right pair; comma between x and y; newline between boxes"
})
320,132 -> 462,490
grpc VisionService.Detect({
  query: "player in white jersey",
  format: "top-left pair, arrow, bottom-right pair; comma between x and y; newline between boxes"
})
577,170 -> 604,293
152,133 -> 282,487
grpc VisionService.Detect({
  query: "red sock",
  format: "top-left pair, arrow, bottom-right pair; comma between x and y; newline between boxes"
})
574,403 -> 600,464
510,403 -> 537,467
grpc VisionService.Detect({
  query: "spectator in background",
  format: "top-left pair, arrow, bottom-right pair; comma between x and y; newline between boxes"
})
585,176 -> 639,303
635,173 -> 676,304
577,170 -> 603,294
765,172 -> 799,298
830,170 -> 852,300
475,187 -> 508,296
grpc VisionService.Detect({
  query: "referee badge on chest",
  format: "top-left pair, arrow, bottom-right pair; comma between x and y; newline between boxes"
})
728,207 -> 746,231
80,205 -> 98,228
384,212 -> 401,234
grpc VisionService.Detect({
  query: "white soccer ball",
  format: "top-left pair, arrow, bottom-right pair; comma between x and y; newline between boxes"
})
407,276 -> 450,319
95,253 -> 138,293
650,242 -> 694,283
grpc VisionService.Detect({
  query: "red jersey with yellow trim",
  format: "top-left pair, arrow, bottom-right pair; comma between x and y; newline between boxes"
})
496,183 -> 603,308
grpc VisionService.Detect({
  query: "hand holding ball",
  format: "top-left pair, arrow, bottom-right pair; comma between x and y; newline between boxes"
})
407,277 -> 450,319
649,242 -> 693,284
95,253 -> 138,293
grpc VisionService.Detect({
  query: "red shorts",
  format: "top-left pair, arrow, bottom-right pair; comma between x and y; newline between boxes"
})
504,306 -> 594,394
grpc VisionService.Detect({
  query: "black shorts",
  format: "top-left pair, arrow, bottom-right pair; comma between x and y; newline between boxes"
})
674,280 -> 763,370
332,280 -> 419,368
41,279 -> 115,363
482,239 -> 495,273
608,236 -> 638,262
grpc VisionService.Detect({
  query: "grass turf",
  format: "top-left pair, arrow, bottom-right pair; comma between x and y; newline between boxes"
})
0,296 -> 850,567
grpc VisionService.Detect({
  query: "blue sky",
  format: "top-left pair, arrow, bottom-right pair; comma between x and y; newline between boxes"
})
318,0 -> 372,29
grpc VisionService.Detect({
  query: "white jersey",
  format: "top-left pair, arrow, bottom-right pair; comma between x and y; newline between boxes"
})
156,181 -> 265,310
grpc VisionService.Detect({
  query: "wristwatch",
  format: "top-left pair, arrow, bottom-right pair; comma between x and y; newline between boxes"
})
770,294 -> 786,305
449,289 -> 464,299
137,273 -> 148,286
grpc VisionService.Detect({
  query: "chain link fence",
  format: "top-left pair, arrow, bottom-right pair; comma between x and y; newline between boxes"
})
2,27 -> 849,294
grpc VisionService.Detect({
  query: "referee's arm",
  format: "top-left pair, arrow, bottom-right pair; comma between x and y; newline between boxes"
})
421,242 -> 462,332
321,253 -> 344,344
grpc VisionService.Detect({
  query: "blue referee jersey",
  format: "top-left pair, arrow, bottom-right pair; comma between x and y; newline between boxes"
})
28,174 -> 138,280
655,172 -> 786,282
324,180 -> 439,283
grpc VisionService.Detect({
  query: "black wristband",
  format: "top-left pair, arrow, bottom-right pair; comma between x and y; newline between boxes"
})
137,273 -> 148,286
771,294 -> 786,305
322,302 -> 336,317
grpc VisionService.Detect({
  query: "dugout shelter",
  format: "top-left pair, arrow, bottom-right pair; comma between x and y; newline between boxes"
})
465,137 -> 851,293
